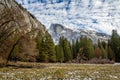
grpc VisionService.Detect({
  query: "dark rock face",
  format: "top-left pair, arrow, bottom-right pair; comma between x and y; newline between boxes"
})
0,0 -> 46,60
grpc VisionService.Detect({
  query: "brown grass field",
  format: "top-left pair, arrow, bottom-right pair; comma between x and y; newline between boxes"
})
0,62 -> 120,80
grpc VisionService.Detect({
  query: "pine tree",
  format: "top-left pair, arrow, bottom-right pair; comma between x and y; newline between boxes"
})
35,31 -> 43,51
59,37 -> 72,62
38,31 -> 56,62
72,39 -> 77,59
98,41 -> 107,59
101,45 -> 107,59
98,39 -> 101,48
87,39 -> 95,59
45,31 -> 56,62
75,38 -> 80,55
102,41 -> 106,49
110,30 -> 120,62
55,45 -> 64,63
39,38 -> 48,62
108,46 -> 114,61
63,38 -> 73,62
79,37 -> 94,60
36,34 -> 47,62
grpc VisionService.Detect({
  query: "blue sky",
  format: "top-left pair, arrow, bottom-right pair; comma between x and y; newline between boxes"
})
16,0 -> 120,35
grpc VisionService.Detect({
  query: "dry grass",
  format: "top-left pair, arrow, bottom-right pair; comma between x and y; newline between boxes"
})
0,58 -> 6,67
0,62 -> 120,80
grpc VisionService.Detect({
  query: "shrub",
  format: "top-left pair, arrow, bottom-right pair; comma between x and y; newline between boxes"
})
0,57 -> 6,67
88,58 -> 114,64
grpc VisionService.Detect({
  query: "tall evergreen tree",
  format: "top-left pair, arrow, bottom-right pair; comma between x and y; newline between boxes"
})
98,41 -> 107,59
39,38 -> 48,62
87,39 -> 95,59
45,31 -> 56,62
79,37 -> 95,60
75,38 -> 80,55
55,45 -> 64,63
72,39 -> 77,59
110,30 -> 120,62
108,46 -> 114,61
35,31 -> 46,62
59,37 -> 72,62
35,31 -> 43,51
101,45 -> 107,59
38,31 -> 56,62
63,38 -> 73,61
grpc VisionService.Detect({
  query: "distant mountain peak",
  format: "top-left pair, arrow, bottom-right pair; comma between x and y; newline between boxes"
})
49,24 -> 110,44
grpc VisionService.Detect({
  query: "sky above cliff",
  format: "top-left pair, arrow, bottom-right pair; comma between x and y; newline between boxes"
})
16,0 -> 120,35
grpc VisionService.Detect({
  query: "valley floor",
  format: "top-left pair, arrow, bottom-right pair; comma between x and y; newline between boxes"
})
0,62 -> 120,80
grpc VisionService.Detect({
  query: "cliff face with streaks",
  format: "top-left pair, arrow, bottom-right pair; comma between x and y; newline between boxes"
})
49,24 -> 110,44
0,0 -> 45,33
0,0 -> 46,61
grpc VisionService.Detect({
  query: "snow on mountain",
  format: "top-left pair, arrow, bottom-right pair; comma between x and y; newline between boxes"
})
49,24 -> 110,44
16,0 -> 120,35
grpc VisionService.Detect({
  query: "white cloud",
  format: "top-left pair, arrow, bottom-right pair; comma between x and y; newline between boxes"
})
16,0 -> 120,35
94,0 -> 102,8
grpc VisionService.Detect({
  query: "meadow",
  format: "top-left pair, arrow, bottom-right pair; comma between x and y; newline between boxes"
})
0,63 -> 120,80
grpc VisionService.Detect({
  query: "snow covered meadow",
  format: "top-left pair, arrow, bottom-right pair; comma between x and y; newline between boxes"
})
0,63 -> 120,80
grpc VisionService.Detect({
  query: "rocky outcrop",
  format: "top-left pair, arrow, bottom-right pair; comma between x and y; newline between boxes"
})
49,24 -> 110,44
0,0 -> 46,61
0,0 -> 45,33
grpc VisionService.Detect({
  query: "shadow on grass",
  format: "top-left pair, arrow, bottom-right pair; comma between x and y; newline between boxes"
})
0,62 -> 47,69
